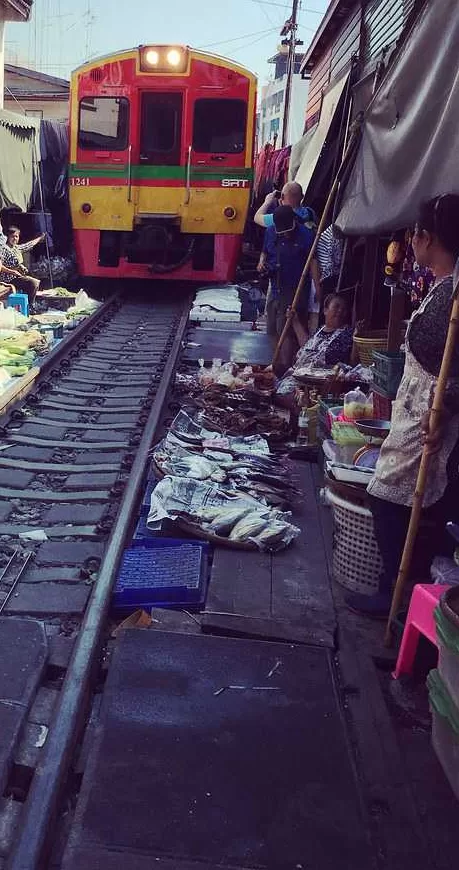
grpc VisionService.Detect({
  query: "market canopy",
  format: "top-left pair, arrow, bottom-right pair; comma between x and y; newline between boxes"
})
336,0 -> 459,235
0,109 -> 40,212
290,72 -> 349,197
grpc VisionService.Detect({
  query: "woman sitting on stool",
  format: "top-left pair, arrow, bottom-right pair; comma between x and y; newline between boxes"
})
0,226 -> 44,310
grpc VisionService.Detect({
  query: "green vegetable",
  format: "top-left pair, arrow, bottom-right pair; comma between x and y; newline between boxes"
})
4,364 -> 29,376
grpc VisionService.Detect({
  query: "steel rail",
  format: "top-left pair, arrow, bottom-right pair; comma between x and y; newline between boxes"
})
0,293 -> 120,427
7,297 -> 191,870
35,292 -> 121,379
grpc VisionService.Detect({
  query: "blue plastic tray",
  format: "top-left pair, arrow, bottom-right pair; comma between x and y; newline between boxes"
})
113,538 -> 209,613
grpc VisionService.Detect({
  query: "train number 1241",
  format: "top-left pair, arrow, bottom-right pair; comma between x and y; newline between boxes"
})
70,177 -> 91,187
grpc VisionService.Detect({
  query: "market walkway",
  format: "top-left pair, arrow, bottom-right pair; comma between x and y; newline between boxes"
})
63,632 -> 372,870
202,463 -> 335,648
61,323 -> 459,870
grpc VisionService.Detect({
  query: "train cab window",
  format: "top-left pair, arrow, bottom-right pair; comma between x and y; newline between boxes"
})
193,99 -> 247,153
78,97 -> 129,150
140,93 -> 182,165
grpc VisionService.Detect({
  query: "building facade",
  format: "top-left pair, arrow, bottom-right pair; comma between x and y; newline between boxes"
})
0,0 -> 33,108
4,64 -> 69,120
258,50 -> 309,148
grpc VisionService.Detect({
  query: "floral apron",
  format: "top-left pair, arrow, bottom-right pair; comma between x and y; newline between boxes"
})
368,289 -> 459,507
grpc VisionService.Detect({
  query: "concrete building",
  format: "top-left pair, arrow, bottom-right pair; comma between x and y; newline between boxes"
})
4,64 -> 69,120
258,50 -> 309,148
0,0 -> 33,108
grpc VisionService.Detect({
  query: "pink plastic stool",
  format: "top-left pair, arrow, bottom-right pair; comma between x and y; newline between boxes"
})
393,583 -> 451,679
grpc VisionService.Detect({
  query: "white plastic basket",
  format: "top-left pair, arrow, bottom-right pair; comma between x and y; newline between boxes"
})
327,489 -> 383,594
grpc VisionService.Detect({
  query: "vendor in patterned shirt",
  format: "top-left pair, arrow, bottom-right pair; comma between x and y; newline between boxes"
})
274,293 -> 355,400
0,226 -> 44,309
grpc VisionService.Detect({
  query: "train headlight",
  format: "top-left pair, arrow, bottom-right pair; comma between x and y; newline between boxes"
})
224,206 -> 237,220
81,202 -> 92,214
145,49 -> 159,66
167,49 -> 181,67
140,45 -> 188,73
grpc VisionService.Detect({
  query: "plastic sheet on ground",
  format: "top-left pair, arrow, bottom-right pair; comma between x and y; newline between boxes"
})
190,285 -> 242,322
153,431 -> 296,509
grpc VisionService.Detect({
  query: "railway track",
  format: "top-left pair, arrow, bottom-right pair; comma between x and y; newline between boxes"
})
0,290 -> 191,869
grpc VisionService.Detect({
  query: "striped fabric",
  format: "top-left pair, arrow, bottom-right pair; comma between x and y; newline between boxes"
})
316,226 -> 343,282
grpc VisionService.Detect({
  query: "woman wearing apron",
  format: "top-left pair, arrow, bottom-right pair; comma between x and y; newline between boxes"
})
346,194 -> 459,617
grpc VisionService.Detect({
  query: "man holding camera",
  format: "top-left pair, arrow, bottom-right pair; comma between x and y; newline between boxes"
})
255,183 -> 320,342
259,204 -> 321,370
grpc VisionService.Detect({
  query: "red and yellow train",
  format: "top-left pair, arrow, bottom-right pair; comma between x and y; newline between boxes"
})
68,45 -> 257,283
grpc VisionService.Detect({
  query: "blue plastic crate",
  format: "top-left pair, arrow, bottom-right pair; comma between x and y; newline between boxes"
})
112,538 -> 209,613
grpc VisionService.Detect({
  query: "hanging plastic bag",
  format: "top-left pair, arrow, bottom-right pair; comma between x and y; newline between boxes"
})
343,387 -> 367,421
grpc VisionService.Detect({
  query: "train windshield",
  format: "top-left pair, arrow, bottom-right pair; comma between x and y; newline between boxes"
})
78,97 -> 129,150
140,93 -> 183,165
193,99 -> 247,153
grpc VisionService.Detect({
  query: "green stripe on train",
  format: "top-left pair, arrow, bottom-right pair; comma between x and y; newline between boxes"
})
69,164 -> 253,181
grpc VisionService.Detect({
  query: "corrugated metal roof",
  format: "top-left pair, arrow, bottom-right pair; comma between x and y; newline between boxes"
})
3,0 -> 34,20
4,64 -> 69,89
300,1 -> 356,73
301,0 -> 423,74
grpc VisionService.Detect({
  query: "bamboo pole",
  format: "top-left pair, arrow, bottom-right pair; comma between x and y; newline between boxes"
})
272,122 -> 361,368
384,272 -> 459,646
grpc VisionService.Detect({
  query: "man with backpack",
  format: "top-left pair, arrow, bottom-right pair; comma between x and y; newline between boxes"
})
260,204 -> 321,371
255,183 -> 321,339
254,182 -> 316,230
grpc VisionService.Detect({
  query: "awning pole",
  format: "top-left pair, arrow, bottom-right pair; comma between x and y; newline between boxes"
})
34,140 -> 54,290
384,261 -> 459,646
272,118 -> 362,368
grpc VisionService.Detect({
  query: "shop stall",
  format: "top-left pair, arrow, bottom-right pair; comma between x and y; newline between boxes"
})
0,289 -> 101,415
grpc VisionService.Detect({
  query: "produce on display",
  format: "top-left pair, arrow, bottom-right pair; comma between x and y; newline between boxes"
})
0,287 -> 100,397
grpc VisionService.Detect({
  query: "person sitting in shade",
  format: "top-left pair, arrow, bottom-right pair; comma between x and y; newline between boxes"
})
274,293 -> 355,403
0,226 -> 44,310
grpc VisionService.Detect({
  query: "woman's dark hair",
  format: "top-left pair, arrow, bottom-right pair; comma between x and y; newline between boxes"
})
417,195 -> 459,258
324,293 -> 348,310
7,226 -> 20,237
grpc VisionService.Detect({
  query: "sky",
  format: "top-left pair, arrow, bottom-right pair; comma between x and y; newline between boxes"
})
6,0 -> 329,85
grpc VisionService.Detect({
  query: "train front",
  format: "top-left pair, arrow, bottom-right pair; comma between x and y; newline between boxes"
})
69,45 -> 256,284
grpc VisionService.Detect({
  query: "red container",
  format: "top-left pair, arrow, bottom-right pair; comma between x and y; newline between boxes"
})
372,386 -> 393,421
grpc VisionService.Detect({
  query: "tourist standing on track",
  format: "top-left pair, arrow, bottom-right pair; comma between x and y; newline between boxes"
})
255,183 -> 321,336
261,204 -> 320,370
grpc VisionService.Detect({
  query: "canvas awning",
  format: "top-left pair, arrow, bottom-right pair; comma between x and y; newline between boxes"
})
288,125 -> 316,184
336,0 -> 459,235
291,72 -> 350,197
0,109 -> 40,211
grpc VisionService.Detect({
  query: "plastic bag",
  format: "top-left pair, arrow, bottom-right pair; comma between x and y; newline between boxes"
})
431,556 -> 459,586
344,387 -> 367,421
